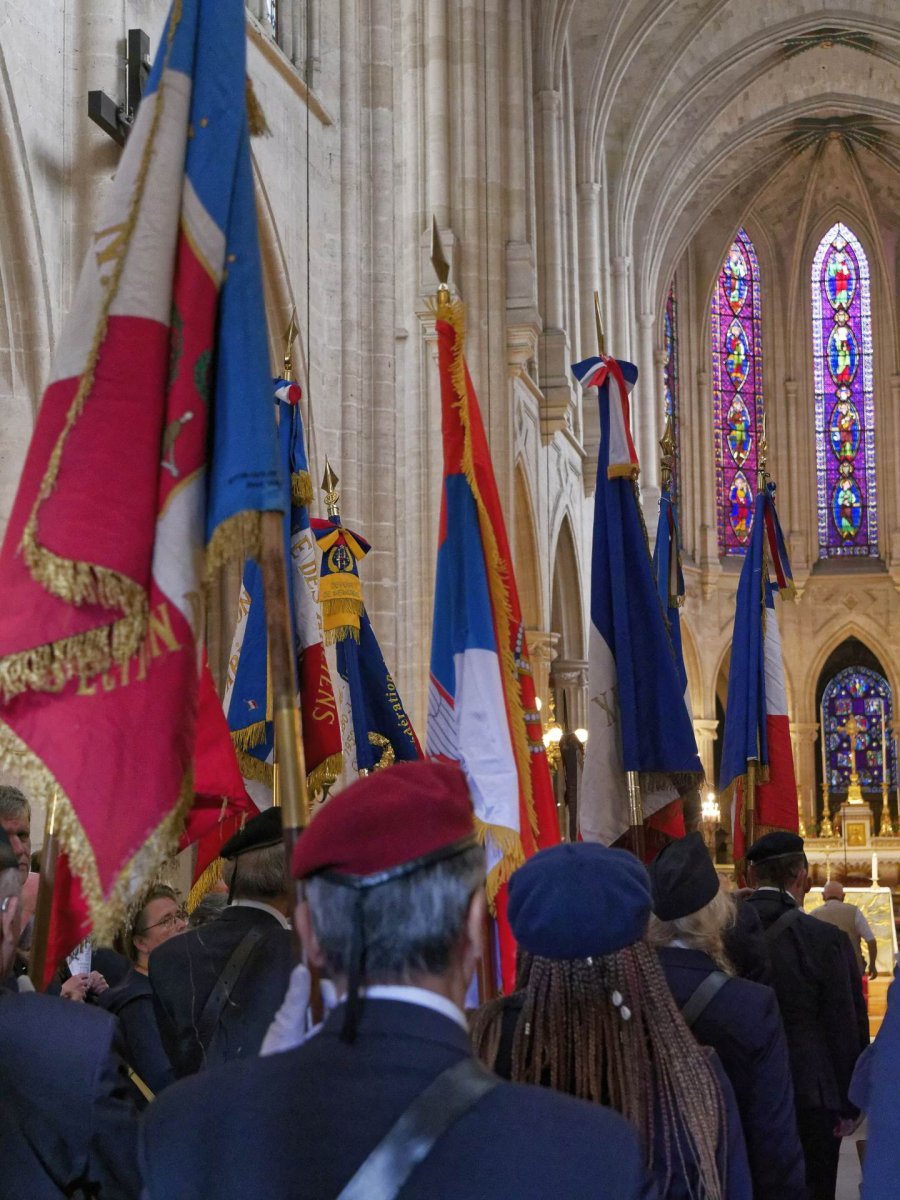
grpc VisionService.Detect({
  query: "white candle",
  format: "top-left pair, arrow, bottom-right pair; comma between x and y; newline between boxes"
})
872,852 -> 879,885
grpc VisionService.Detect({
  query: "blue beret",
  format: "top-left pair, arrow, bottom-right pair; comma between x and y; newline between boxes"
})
508,842 -> 652,960
746,830 -> 805,864
649,832 -> 719,921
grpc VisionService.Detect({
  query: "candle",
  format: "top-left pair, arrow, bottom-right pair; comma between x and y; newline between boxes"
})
872,852 -> 879,886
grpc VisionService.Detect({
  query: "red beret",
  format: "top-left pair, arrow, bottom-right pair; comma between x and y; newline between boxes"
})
291,759 -> 476,883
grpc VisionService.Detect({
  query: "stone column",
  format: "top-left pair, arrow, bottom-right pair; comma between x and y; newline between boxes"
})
791,721 -> 819,835
578,180 -> 602,485
535,88 -> 572,438
527,629 -> 560,713
610,255 -> 631,360
695,369 -> 720,591
888,375 -> 900,572
636,311 -> 660,522
693,718 -> 719,788
550,657 -> 589,731
783,379 -> 808,571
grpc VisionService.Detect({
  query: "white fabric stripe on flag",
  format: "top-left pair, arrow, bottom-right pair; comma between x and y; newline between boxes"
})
290,524 -> 323,653
763,605 -> 788,717
222,584 -> 252,722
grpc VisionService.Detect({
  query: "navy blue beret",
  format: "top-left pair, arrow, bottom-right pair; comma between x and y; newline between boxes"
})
649,832 -> 719,921
508,842 -> 652,960
746,830 -> 805,864
220,806 -> 283,860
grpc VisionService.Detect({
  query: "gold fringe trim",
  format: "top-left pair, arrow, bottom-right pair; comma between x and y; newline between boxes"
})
320,596 -> 364,617
245,76 -> 270,137
230,721 -> 267,752
474,817 -> 526,913
292,470 -> 313,509
323,625 -> 360,645
236,748 -> 274,786
15,2 -> 184,684
0,718 -> 194,950
205,510 -> 264,584
432,295 -> 538,851
186,856 -> 224,914
0,610 -> 147,703
608,462 -> 640,481
368,732 -> 395,771
307,752 -> 343,800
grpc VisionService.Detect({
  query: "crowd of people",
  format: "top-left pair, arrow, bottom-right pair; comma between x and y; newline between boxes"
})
0,766 -> 895,1199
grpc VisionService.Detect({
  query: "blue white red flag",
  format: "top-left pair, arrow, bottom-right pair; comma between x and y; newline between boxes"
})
573,355 -> 702,847
429,295 -> 559,992
719,485 -> 797,865
224,380 -> 343,805
0,0 -> 282,979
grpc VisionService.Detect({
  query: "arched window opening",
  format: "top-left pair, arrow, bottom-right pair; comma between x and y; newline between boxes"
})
812,222 -> 877,558
712,228 -> 763,556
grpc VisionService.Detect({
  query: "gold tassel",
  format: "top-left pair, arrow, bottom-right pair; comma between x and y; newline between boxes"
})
187,857 -> 224,914
245,77 -> 270,137
292,470 -> 313,509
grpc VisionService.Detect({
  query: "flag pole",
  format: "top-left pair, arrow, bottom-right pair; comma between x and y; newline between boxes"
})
432,217 -> 498,998
594,289 -> 646,857
28,792 -> 59,989
744,414 -> 770,855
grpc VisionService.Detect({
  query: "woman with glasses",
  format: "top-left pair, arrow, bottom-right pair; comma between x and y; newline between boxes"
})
98,883 -> 186,1106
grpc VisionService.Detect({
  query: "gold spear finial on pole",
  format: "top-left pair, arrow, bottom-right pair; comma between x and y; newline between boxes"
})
321,459 -> 340,518
593,291 -> 605,357
283,309 -> 298,381
659,414 -> 676,491
431,215 -> 451,302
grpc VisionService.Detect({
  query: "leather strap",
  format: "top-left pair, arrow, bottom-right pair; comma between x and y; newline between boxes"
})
195,926 -> 265,1050
337,1058 -> 499,1200
680,970 -> 729,1028
765,906 -> 802,944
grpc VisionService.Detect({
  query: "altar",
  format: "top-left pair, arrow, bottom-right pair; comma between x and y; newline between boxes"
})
804,885 -> 897,975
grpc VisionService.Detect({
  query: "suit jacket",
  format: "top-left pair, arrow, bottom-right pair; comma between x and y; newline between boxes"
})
487,992 -> 750,1200
725,896 -> 772,984
141,998 -> 658,1200
0,991 -> 139,1199
98,967 -> 176,1105
656,945 -> 804,1200
149,903 -> 293,1077
745,889 -> 861,1113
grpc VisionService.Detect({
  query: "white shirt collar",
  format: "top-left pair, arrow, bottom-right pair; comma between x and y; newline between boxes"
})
229,899 -> 291,929
755,886 -> 797,905
363,984 -> 469,1032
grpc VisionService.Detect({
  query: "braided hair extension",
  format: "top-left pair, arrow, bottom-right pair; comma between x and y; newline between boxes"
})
472,943 -> 726,1200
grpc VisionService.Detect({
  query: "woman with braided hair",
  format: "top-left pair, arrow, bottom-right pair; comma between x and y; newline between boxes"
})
471,843 -> 751,1200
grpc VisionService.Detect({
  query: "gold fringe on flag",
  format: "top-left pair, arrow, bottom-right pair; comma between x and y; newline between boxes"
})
235,748 -> 274,786
245,77 -> 270,137
0,614 -> 147,703
292,470 -> 313,509
230,721 -> 267,752
307,751 -> 343,799
474,817 -> 526,912
323,625 -> 360,645
186,856 -> 224,914
205,510 -> 264,585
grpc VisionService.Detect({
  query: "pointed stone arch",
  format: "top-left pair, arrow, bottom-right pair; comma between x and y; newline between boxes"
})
550,513 -> 584,662
513,461 -> 543,631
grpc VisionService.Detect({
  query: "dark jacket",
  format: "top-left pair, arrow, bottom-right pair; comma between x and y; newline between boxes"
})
0,991 -> 140,1198
149,902 -> 293,1077
657,944 -> 805,1199
98,967 -> 176,1105
487,991 -> 750,1200
141,998 -> 658,1200
745,888 -> 861,1114
860,969 -> 900,1199
725,896 -> 772,984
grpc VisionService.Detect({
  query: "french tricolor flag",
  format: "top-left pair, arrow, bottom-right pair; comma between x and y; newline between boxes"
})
719,486 -> 797,866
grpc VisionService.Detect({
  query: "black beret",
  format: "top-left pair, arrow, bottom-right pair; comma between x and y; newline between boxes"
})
745,830 -> 805,864
220,806 -> 283,860
0,828 -> 17,874
508,842 -> 652,960
649,832 -> 719,921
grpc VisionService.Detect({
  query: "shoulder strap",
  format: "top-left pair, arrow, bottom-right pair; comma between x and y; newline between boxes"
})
680,970 -> 729,1028
764,905 -> 802,944
195,925 -> 265,1050
337,1058 -> 499,1200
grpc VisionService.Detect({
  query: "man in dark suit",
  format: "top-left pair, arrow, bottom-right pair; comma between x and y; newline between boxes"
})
649,833 -> 804,1199
744,831 -> 863,1200
142,761 -> 656,1200
149,806 -> 293,1076
0,828 -> 140,1198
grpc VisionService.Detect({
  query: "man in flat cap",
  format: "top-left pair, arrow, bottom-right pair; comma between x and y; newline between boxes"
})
743,830 -> 863,1200
141,760 -> 656,1200
648,832 -> 804,1199
150,806 -> 293,1076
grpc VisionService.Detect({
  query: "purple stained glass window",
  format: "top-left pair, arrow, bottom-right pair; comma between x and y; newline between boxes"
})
664,279 -> 679,497
822,666 -> 894,795
812,223 -> 877,557
712,229 -> 762,556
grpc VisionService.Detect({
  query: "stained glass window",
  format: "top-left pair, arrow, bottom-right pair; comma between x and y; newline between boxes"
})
812,223 -> 877,557
712,229 -> 762,555
664,280 -> 679,498
822,666 -> 894,795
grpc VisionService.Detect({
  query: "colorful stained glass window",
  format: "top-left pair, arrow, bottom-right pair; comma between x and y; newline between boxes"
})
664,280 -> 679,498
712,229 -> 763,555
812,223 -> 877,557
822,666 -> 894,794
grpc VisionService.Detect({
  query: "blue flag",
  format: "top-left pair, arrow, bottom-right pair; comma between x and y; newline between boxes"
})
653,485 -> 689,699
573,355 -> 701,844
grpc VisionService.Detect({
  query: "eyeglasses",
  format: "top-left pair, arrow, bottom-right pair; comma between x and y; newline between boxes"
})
138,907 -> 187,934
